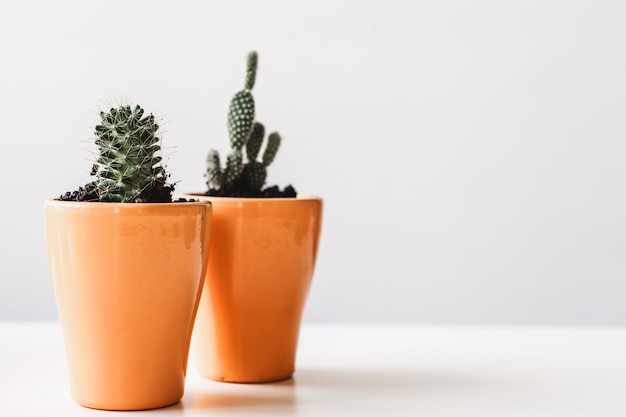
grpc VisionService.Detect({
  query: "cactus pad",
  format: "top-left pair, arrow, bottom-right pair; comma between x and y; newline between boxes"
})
241,161 -> 267,192
245,51 -> 258,90
206,149 -> 222,190
228,91 -> 255,150
222,150 -> 243,187
246,122 -> 265,162
262,132 -> 281,167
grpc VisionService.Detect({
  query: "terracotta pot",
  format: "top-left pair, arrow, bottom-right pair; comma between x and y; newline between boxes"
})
44,200 -> 212,410
178,194 -> 322,383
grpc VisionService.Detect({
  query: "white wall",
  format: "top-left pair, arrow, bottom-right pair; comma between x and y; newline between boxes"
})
1,0 -> 624,324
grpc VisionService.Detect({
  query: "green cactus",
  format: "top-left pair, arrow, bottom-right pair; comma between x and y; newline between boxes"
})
205,149 -> 222,190
206,51 -> 284,194
240,161 -> 267,191
245,51 -> 258,90
228,90 -> 255,150
263,132 -> 281,166
93,104 -> 171,202
223,150 -> 244,187
246,122 -> 265,162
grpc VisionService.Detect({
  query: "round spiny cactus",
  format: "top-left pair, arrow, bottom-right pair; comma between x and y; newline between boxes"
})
94,104 -> 170,203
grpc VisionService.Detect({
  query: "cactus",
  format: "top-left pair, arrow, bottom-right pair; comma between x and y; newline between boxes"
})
206,51 -> 285,195
93,104 -> 172,202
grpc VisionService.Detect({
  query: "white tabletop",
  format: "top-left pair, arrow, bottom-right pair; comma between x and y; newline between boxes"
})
1,322 -> 625,416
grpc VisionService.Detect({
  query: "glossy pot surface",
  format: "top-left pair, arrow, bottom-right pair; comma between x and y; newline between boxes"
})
181,194 -> 322,383
44,200 -> 212,410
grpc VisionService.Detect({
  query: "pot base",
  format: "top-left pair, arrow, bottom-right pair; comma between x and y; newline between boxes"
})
77,398 -> 181,412
203,372 -> 295,384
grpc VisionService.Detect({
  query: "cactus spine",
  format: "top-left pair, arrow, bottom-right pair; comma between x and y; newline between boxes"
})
93,104 -> 170,202
206,51 -> 283,194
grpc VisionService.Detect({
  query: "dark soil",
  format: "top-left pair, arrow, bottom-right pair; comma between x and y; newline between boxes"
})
59,181 -> 178,203
205,185 -> 297,198
59,182 -> 99,202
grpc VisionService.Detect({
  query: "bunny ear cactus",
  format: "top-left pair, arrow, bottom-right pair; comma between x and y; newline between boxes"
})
206,51 -> 294,197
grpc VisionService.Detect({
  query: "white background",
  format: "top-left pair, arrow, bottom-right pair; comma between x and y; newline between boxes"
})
1,0 -> 624,324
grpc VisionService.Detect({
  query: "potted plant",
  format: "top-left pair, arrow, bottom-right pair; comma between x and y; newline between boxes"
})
44,103 -> 212,410
179,51 -> 323,383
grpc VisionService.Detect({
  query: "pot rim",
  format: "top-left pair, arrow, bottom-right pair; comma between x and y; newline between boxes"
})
176,192 -> 322,202
44,198 -> 212,209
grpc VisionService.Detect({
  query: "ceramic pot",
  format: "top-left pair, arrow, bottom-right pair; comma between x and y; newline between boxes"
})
44,200 -> 212,410
178,194 -> 322,383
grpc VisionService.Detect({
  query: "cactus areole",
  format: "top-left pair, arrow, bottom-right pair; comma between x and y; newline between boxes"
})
205,51 -> 297,198
60,104 -> 176,203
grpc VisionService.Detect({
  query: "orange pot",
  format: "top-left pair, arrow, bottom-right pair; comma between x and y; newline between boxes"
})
179,194 -> 322,383
44,200 -> 212,410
